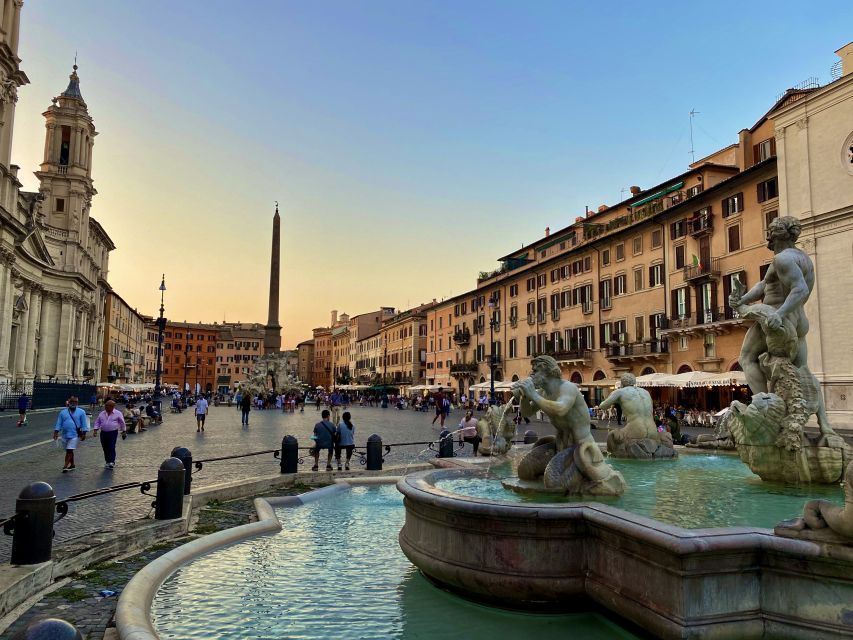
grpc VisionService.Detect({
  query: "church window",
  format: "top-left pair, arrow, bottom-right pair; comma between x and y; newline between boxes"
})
60,126 -> 71,165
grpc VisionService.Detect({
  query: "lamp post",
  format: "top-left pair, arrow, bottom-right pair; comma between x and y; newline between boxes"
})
182,343 -> 191,395
488,294 -> 498,403
154,275 -> 166,399
194,355 -> 200,394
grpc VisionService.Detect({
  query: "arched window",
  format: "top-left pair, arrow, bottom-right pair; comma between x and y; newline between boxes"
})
511,374 -> 519,382
479,376 -> 485,383
593,370 -> 606,381
677,364 -> 693,374
641,366 -> 656,376
729,361 -> 742,371
570,371 -> 582,384
495,370 -> 503,382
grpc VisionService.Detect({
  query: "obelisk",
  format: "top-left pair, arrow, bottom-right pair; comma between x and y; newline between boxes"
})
263,203 -> 282,354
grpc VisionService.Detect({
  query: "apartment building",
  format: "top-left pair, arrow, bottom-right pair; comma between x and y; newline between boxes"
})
297,339 -> 315,386
427,97 -> 791,404
215,323 -> 265,393
312,327 -> 333,389
348,308 -> 395,380
425,301 -> 456,388
100,291 -> 146,383
378,303 -> 434,391
160,321 -> 217,391
331,321 -> 350,384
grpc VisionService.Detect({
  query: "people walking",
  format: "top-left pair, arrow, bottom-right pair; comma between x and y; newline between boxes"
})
195,395 -> 209,432
52,396 -> 89,473
240,392 -> 251,426
93,399 -> 127,469
16,392 -> 28,427
311,409 -> 337,472
431,388 -> 447,427
335,411 -> 356,471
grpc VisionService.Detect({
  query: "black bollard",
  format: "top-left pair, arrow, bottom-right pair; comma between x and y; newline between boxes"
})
13,618 -> 83,640
280,435 -> 298,474
437,430 -> 455,458
365,434 -> 383,471
10,482 -> 56,565
523,430 -> 539,444
155,458 -> 185,520
170,447 -> 193,495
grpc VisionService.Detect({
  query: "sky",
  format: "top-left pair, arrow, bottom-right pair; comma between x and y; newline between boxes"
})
10,1 -> 853,348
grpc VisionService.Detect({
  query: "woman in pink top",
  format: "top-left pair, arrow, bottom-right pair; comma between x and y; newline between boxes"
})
458,411 -> 481,456
93,399 -> 127,469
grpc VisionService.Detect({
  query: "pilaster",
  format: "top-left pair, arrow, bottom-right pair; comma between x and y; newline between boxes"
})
24,285 -> 40,375
55,293 -> 74,380
13,283 -> 30,379
0,249 -> 14,376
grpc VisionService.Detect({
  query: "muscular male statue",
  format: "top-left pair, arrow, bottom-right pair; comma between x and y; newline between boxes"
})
729,216 -> 812,394
511,355 -> 625,494
599,373 -> 659,440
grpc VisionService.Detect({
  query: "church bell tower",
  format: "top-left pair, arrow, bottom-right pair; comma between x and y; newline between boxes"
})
35,64 -> 98,269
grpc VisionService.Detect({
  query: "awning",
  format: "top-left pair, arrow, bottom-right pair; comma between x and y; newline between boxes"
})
469,380 -> 515,391
686,371 -> 747,388
629,182 -> 684,209
635,372 -> 717,388
583,378 -> 620,389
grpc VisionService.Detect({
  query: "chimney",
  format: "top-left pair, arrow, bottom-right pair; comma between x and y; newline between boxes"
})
630,186 -> 641,196
837,42 -> 853,77
545,226 -> 550,237
597,204 -> 607,213
331,310 -> 337,326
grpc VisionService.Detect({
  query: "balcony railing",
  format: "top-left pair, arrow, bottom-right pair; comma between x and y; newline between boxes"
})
605,340 -> 669,359
553,349 -> 591,363
688,212 -> 712,236
683,257 -> 721,282
452,330 -> 471,346
667,306 -> 741,329
450,362 -> 478,375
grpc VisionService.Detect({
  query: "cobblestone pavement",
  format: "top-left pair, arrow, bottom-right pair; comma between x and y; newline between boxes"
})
0,490 -> 307,639
1,401 -> 781,562
0,404 -> 562,561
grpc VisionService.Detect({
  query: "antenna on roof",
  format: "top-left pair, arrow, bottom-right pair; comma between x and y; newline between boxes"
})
689,108 -> 700,164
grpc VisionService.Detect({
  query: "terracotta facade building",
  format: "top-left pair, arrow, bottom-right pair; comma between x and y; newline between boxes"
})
160,321 -> 217,391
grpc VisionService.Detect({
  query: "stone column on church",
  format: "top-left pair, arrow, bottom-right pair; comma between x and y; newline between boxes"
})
14,284 -> 30,379
35,292 -> 52,376
9,0 -> 21,54
24,286 -> 40,376
0,254 -> 14,377
1,0 -> 13,45
55,294 -> 74,380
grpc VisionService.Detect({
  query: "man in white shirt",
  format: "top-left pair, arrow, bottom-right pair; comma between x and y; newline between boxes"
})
195,395 -> 209,432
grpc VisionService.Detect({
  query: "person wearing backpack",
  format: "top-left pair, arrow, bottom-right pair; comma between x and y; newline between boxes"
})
52,396 -> 90,473
311,409 -> 337,472
335,411 -> 356,471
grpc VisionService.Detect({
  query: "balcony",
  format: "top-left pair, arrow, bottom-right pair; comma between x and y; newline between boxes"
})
605,340 -> 669,361
452,329 -> 471,346
688,210 -> 713,237
683,257 -> 721,283
450,362 -> 478,378
659,306 -> 748,338
553,349 -> 592,364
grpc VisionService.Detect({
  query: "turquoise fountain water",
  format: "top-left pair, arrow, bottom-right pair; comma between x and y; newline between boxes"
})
435,454 -> 844,529
151,485 -> 640,639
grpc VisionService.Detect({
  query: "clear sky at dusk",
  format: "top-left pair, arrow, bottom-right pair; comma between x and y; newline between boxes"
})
9,1 -> 853,348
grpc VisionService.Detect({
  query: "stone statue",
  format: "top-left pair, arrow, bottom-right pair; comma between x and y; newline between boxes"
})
777,460 -> 853,540
602,373 -> 676,459
510,356 -> 625,495
727,215 -> 850,484
477,404 -> 516,456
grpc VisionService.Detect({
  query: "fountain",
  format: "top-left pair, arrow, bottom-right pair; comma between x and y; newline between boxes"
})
601,372 -> 676,459
476,403 -> 516,456
725,216 -> 851,484
501,355 -> 626,496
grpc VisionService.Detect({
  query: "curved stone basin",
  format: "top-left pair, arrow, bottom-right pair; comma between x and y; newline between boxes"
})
397,467 -> 853,639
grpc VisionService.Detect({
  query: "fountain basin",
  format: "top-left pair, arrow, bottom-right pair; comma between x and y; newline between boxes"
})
397,467 -> 853,639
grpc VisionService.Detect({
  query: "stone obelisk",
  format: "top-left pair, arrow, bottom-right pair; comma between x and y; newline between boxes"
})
263,203 -> 282,354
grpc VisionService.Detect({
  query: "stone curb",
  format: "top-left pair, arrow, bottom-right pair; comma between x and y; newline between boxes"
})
116,475 -> 401,640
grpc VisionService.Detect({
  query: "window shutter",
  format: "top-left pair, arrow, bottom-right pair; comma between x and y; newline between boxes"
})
649,314 -> 656,338
753,143 -> 760,165
671,289 -> 678,317
710,281 -> 718,313
685,288 -> 692,316
599,324 -> 606,347
769,138 -> 776,157
739,269 -> 747,289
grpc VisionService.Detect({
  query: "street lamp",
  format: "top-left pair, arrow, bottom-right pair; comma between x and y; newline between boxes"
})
154,275 -> 166,399
182,343 -> 191,394
488,293 -> 499,403
194,354 -> 200,394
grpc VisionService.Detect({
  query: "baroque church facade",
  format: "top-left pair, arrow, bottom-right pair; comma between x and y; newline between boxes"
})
0,1 -> 113,385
